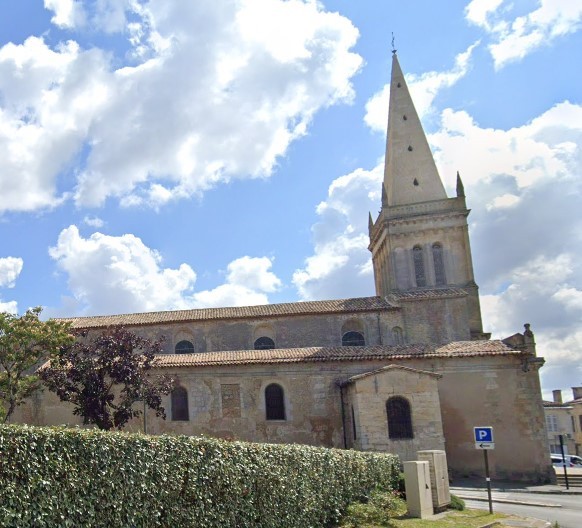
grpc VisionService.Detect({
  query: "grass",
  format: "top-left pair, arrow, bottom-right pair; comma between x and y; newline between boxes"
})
389,509 -> 518,527
337,489 -> 531,528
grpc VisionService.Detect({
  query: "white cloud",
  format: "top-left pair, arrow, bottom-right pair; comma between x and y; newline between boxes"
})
83,215 -> 104,228
0,257 -> 23,288
486,193 -> 521,210
0,37 -> 110,212
480,255 -> 582,371
49,225 -> 198,314
48,226 -> 282,314
1,0 -> 362,213
44,0 -> 85,29
430,101 -> 582,192
364,43 -> 478,132
293,166 -> 381,300
465,0 -> 505,29
191,256 -> 281,308
466,0 -> 582,68
0,256 -> 23,314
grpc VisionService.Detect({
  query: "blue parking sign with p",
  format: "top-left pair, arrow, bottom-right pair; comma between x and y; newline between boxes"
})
474,427 -> 493,443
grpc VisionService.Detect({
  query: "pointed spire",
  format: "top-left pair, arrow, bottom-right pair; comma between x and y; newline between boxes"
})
456,171 -> 465,197
368,212 -> 374,233
381,183 -> 388,208
383,53 -> 447,207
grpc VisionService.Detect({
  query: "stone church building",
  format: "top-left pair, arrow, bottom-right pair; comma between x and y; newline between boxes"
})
19,54 -> 552,482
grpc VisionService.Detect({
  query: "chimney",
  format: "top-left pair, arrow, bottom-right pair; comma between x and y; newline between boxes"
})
553,390 -> 563,404
573,387 -> 582,400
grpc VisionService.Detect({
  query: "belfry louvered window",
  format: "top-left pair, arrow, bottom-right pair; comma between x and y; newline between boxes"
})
386,396 -> 413,439
171,386 -> 189,421
265,383 -> 286,420
413,246 -> 426,287
432,243 -> 446,286
392,326 -> 403,345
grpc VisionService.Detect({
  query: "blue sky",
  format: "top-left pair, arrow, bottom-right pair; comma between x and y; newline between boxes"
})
0,0 -> 581,398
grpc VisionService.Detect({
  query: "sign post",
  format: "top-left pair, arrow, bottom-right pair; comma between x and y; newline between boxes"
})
559,434 -> 569,490
474,427 -> 494,514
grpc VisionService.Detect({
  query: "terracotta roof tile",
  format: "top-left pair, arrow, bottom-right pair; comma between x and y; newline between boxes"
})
543,401 -> 572,408
390,288 -> 467,301
58,296 -> 396,329
344,365 -> 442,384
434,340 -> 517,355
153,340 -> 525,368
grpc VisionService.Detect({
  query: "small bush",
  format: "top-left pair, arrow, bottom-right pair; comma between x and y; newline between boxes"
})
449,493 -> 466,511
340,489 -> 406,527
397,471 -> 406,498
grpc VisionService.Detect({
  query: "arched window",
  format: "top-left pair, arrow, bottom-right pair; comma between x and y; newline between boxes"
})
265,383 -> 286,420
413,246 -> 426,287
175,340 -> 194,354
392,326 -> 403,345
254,336 -> 275,350
432,243 -> 446,286
342,331 -> 365,347
171,386 -> 189,421
386,396 -> 413,439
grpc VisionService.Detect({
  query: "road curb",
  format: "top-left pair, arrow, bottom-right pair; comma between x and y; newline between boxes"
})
455,494 -> 562,508
451,486 -> 582,496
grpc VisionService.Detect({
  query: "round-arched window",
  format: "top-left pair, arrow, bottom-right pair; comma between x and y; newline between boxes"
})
265,383 -> 286,420
342,331 -> 365,347
413,245 -> 426,287
171,386 -> 189,421
386,396 -> 413,439
175,340 -> 194,354
254,337 -> 275,350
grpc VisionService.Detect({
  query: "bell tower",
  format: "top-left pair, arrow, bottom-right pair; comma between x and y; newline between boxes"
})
369,53 -> 485,338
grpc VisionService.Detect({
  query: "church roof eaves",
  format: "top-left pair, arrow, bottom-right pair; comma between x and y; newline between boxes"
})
389,288 -> 467,301
152,340 -> 525,368
343,364 -> 442,385
58,296 -> 397,329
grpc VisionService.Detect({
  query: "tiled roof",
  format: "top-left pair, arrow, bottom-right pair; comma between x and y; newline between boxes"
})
153,340 -> 524,368
543,401 -> 572,408
344,365 -> 442,385
434,340 -> 519,355
58,296 -> 397,329
389,288 -> 467,301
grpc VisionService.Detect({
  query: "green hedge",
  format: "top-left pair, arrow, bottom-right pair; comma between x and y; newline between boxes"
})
0,425 -> 399,528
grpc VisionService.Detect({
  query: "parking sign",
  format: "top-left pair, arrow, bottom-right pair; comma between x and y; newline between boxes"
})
474,426 -> 494,449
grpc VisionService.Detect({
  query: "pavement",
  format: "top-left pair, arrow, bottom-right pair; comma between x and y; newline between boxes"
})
451,476 -> 582,497
450,474 -> 582,528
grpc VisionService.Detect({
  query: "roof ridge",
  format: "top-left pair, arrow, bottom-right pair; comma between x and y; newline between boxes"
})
152,341 -> 526,368
56,296 -> 397,328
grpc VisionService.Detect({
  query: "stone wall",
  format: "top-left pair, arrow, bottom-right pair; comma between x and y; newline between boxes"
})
15,353 -> 553,482
436,355 -> 553,482
345,366 -> 444,462
126,309 -> 407,353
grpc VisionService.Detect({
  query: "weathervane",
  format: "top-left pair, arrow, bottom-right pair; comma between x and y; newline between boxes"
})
391,32 -> 397,55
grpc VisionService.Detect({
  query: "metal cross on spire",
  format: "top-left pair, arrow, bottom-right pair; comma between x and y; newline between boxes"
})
391,32 -> 397,54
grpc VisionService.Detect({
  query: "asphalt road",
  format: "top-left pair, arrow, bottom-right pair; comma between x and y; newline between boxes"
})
459,491 -> 582,528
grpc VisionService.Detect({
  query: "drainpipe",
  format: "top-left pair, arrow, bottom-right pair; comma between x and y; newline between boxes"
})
337,381 -> 348,449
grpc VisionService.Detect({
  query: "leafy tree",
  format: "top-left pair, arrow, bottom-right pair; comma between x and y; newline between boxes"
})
0,307 -> 74,422
40,325 -> 174,430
